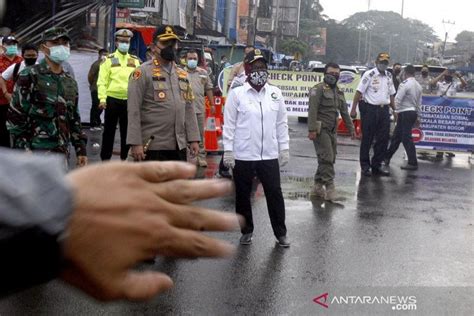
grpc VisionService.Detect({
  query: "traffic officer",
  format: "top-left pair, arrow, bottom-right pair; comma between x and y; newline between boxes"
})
127,25 -> 200,162
185,49 -> 215,168
7,27 -> 87,167
223,49 -> 290,247
308,62 -> 355,201
97,29 -> 140,161
415,64 -> 433,94
350,52 -> 396,177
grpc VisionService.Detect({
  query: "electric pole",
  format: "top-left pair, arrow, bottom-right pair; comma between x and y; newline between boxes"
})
441,19 -> 455,63
247,0 -> 255,45
272,0 -> 281,52
401,0 -> 404,18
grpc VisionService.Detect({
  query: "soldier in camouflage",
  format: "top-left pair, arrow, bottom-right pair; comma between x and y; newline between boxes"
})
7,27 -> 87,167
308,62 -> 354,201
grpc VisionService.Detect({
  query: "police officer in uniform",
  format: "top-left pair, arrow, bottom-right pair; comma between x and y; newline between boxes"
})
97,29 -> 140,161
127,25 -> 200,162
350,52 -> 395,177
7,27 -> 87,167
308,62 -> 355,201
185,49 -> 215,168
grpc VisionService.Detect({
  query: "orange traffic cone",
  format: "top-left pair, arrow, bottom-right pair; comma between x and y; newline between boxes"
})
205,116 -> 218,152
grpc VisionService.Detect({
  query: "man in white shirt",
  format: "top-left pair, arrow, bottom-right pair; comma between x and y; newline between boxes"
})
350,52 -> 396,176
430,69 -> 467,97
223,49 -> 290,247
0,43 -> 38,103
384,65 -> 422,170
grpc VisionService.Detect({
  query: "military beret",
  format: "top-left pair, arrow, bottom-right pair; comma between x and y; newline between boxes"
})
154,25 -> 180,42
244,49 -> 267,64
115,29 -> 133,38
41,27 -> 71,42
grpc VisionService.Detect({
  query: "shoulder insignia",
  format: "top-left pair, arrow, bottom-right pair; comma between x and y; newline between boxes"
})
310,88 -> 318,97
132,68 -> 142,81
369,70 -> 375,77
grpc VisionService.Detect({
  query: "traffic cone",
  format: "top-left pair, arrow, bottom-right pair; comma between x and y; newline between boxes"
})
205,116 -> 218,152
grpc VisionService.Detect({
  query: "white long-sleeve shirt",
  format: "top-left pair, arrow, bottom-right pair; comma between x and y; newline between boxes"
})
394,77 -> 422,113
223,82 -> 289,161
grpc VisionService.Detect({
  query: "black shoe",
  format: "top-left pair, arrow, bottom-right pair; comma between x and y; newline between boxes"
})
400,164 -> 418,170
362,169 -> 372,177
276,236 -> 290,248
218,169 -> 232,179
372,167 -> 390,176
239,233 -> 253,245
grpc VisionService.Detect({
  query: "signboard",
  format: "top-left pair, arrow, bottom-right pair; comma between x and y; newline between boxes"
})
221,69 -> 360,118
132,0 -> 160,12
415,96 -> 474,152
118,0 -> 145,9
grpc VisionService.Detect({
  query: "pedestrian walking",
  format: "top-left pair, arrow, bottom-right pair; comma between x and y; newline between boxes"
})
87,48 -> 107,130
384,65 -> 422,170
127,25 -> 200,162
7,27 -> 87,167
97,29 -> 140,160
185,49 -> 215,168
223,49 -> 290,247
308,62 -> 355,200
350,52 -> 396,177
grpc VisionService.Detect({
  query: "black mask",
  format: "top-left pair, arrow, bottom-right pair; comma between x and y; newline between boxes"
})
324,74 -> 339,87
160,45 -> 176,61
421,71 -> 428,77
394,69 -> 401,75
24,58 -> 37,66
445,75 -> 453,82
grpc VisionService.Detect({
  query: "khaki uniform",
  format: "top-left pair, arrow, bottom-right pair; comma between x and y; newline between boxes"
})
127,59 -> 200,154
186,66 -> 213,158
227,62 -> 244,87
308,82 -> 354,185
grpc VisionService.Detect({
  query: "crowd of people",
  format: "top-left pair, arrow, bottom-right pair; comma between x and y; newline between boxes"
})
0,22 -> 468,302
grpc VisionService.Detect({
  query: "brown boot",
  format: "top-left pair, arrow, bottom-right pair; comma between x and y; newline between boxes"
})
325,183 -> 337,201
312,183 -> 326,199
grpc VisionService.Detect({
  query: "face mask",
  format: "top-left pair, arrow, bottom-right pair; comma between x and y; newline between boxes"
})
444,75 -> 452,82
248,70 -> 268,87
24,58 -> 37,66
324,74 -> 339,86
187,59 -> 198,69
5,45 -> 18,56
48,45 -> 70,64
377,63 -> 388,72
394,69 -> 401,75
421,71 -> 428,77
118,42 -> 130,53
160,45 -> 176,61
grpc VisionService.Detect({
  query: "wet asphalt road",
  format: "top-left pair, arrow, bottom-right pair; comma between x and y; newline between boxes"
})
0,116 -> 473,315
1,52 -> 473,314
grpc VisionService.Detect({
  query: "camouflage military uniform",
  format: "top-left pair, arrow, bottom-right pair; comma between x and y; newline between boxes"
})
308,82 -> 354,186
7,60 -> 86,157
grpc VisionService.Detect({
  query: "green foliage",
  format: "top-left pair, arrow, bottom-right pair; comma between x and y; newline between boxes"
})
279,38 -> 309,57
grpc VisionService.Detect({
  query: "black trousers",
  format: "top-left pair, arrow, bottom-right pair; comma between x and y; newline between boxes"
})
101,97 -> 128,161
385,111 -> 418,166
0,105 -> 11,148
233,159 -> 287,238
359,101 -> 390,170
89,90 -> 103,128
145,149 -> 187,162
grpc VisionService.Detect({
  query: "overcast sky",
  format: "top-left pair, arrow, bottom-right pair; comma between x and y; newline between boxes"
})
319,0 -> 473,42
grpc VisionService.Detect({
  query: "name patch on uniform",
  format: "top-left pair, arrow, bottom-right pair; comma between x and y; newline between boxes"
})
132,69 -> 142,80
152,77 -> 166,81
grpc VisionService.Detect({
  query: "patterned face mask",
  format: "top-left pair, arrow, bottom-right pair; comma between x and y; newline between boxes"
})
248,70 -> 268,87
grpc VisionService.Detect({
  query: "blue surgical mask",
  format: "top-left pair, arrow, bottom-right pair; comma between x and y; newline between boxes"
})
118,42 -> 130,53
5,45 -> 18,56
48,45 -> 71,64
187,59 -> 198,69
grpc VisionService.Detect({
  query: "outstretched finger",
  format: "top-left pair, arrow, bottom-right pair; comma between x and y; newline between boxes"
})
150,179 -> 233,204
132,161 -> 197,183
121,271 -> 174,301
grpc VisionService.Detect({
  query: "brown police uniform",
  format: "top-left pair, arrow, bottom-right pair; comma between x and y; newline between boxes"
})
127,59 -> 200,161
186,66 -> 213,158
